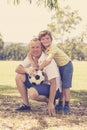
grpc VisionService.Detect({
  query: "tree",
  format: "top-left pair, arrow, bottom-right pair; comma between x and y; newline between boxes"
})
58,35 -> 87,61
0,34 -> 4,60
47,6 -> 81,43
8,0 -> 31,5
0,33 -> 4,51
4,43 -> 28,60
10,0 -> 57,9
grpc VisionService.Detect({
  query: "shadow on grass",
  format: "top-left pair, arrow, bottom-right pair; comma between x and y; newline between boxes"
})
0,84 -> 18,94
1,84 -> 87,102
71,90 -> 87,104
70,90 -> 87,117
0,85 -> 87,129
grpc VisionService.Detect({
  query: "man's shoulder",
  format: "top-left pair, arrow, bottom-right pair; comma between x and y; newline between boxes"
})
21,56 -> 31,67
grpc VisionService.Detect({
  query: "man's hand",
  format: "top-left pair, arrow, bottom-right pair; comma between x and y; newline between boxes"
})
31,61 -> 39,70
47,102 -> 56,116
25,67 -> 36,76
39,64 -> 44,70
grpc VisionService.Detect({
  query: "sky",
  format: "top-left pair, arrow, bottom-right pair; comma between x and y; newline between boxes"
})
0,0 -> 87,44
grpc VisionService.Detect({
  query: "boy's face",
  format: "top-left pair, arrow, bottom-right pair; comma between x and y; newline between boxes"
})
40,34 -> 52,49
30,40 -> 42,58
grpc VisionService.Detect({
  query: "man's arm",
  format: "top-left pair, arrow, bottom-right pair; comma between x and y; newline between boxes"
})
47,78 -> 56,116
15,55 -> 36,75
15,65 -> 37,77
44,59 -> 61,116
15,65 -> 28,74
15,65 -> 25,74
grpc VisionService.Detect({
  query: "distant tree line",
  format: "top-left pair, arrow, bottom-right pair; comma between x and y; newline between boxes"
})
0,38 -> 28,60
0,35 -> 87,61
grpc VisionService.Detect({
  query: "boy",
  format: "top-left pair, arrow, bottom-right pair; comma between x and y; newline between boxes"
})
37,30 -> 73,114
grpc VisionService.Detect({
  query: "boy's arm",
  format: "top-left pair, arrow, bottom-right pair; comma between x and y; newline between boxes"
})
39,53 -> 54,70
28,52 -> 39,69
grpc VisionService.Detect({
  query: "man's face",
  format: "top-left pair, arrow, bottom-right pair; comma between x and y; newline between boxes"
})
30,40 -> 42,58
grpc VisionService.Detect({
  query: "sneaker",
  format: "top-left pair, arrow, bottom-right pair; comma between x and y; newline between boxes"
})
15,104 -> 31,112
63,105 -> 70,114
55,104 -> 63,112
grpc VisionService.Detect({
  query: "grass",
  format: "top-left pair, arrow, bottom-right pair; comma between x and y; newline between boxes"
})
72,61 -> 87,90
0,60 -> 87,130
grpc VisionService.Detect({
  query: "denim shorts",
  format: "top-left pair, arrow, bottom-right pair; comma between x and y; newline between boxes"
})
24,73 -> 61,99
59,61 -> 73,88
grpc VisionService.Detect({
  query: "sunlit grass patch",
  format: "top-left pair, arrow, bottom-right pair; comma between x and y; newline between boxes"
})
0,61 -> 87,130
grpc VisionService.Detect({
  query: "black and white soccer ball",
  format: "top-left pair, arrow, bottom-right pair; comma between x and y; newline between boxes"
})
28,70 -> 45,85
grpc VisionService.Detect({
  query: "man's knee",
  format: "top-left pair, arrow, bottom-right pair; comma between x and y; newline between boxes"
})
29,88 -> 39,100
15,74 -> 25,83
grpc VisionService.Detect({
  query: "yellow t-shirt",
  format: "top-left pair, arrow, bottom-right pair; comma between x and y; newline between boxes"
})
44,44 -> 70,66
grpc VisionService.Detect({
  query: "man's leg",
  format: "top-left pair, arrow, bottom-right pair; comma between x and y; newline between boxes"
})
15,74 -> 31,111
15,74 -> 29,105
29,87 -> 48,103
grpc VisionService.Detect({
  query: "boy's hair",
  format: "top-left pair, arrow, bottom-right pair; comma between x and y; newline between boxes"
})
38,30 -> 53,41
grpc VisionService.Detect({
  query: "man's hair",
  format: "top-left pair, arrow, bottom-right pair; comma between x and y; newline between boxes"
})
30,37 -> 39,43
28,37 -> 41,51
38,30 -> 53,41
29,37 -> 40,45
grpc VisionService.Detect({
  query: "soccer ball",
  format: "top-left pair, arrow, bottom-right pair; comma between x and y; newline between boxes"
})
28,70 -> 45,85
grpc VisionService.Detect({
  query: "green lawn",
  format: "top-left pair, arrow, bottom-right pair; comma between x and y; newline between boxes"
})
0,60 -> 87,90
72,61 -> 87,90
0,60 -> 19,87
0,61 -> 87,130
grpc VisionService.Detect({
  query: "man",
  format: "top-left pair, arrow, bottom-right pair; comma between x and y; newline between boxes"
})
15,38 -> 62,116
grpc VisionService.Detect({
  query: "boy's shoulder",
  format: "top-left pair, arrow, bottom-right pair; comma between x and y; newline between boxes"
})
50,44 -> 60,51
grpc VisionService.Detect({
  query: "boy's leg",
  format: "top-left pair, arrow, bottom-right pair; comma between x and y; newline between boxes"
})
63,88 -> 71,114
57,87 -> 70,106
56,61 -> 73,114
64,88 -> 70,102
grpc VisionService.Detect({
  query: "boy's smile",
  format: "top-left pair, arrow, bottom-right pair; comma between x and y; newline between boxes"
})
40,34 -> 52,49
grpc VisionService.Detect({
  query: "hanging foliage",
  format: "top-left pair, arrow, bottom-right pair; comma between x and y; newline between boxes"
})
13,0 -> 58,9
13,0 -> 32,5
